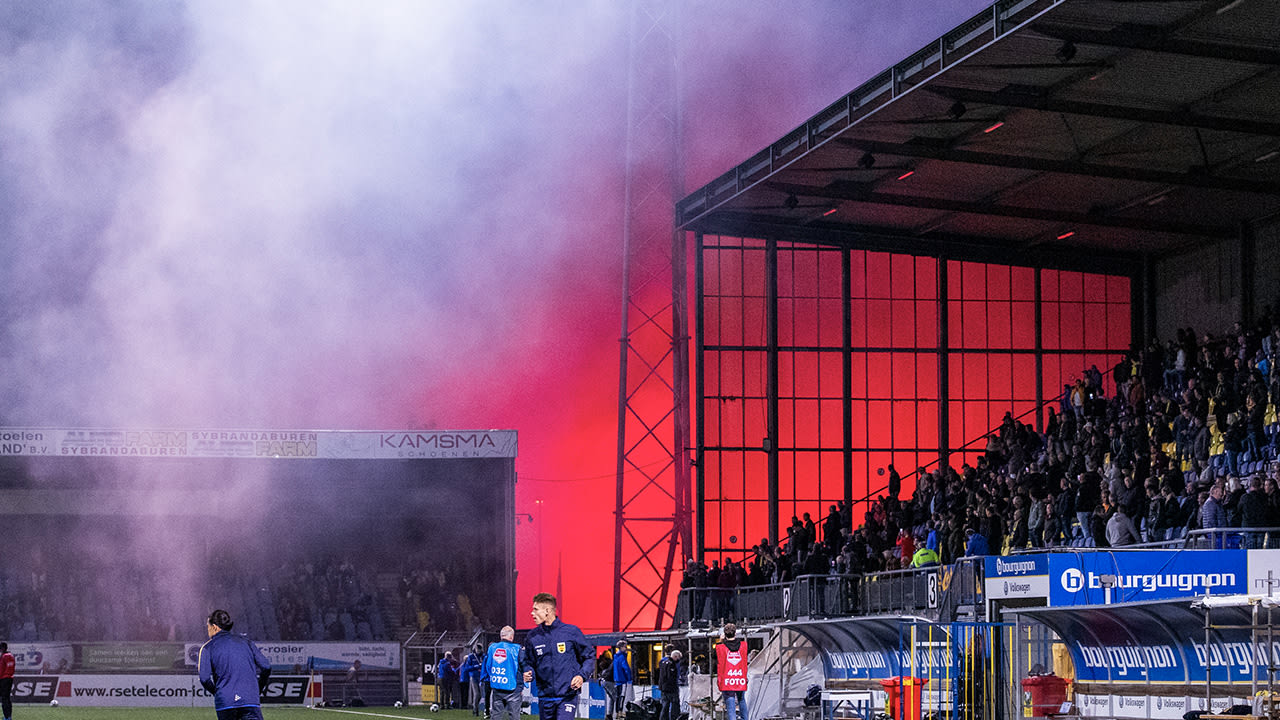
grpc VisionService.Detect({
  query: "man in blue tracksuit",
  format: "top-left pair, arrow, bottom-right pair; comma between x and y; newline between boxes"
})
461,647 -> 484,715
521,593 -> 594,720
611,640 -> 633,720
198,609 -> 272,720
485,625 -> 525,720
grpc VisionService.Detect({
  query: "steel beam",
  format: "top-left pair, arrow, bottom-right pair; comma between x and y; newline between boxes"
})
763,179 -> 1236,238
687,212 -> 1145,275
1033,22 -> 1280,67
929,85 -> 1280,138
833,137 -> 1280,195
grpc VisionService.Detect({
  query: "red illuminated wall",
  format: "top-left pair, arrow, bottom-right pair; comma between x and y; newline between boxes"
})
697,238 -> 1131,560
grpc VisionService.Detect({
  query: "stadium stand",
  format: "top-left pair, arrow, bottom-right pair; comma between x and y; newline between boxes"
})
0,543 -> 490,642
684,313 -> 1280,600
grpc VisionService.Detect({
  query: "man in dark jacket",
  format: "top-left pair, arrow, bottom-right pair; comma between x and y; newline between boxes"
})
437,652 -> 460,708
521,593 -> 594,720
198,609 -> 272,720
1239,475 -> 1274,547
657,647 -> 683,720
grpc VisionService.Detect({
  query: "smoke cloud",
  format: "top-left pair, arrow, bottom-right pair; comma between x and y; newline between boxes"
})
1,0 -> 990,631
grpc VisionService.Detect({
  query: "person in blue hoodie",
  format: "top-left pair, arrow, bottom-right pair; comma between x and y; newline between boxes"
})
964,527 -> 990,557
437,652 -> 461,708
611,640 -> 633,720
198,609 -> 272,720
460,647 -> 485,716
485,626 -> 525,720
521,593 -> 594,720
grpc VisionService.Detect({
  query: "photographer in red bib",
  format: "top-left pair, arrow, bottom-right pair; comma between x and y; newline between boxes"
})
716,624 -> 749,720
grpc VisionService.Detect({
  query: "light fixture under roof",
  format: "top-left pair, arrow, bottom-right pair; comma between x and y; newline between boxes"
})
1256,150 -> 1280,163
896,170 -> 915,181
983,121 -> 1004,134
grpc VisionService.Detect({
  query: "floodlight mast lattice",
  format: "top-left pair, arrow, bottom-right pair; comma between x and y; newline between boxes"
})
612,0 -> 691,632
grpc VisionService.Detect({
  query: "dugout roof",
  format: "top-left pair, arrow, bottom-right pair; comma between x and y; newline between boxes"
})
677,0 -> 1280,270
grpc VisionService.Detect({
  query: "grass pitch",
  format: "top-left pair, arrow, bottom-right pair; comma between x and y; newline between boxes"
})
16,706 -> 521,720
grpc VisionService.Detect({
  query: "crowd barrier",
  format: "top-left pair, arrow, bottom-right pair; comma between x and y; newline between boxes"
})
1,640 -> 397,707
674,558 -> 987,625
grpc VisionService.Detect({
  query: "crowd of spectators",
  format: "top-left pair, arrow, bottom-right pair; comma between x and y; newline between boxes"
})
396,549 -> 501,635
684,313 -> 1280,596
0,541 -> 448,642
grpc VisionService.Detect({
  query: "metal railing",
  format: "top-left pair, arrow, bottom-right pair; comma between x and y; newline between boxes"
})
672,561 -> 987,627
672,527 -> 1280,629
1005,526 -> 1280,552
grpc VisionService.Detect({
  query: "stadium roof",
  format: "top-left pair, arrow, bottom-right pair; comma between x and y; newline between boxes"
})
676,0 -> 1280,272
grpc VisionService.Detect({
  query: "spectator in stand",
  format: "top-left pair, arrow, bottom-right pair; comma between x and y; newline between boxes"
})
1239,475 -> 1274,547
895,530 -> 914,570
1042,496 -> 1064,547
1106,506 -> 1141,547
1090,505 -> 1110,548
964,527 -> 990,557
1201,484 -> 1230,548
1265,475 -> 1280,519
910,536 -> 939,568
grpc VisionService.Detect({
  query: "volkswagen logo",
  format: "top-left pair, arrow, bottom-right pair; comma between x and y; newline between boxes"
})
1061,567 -> 1085,592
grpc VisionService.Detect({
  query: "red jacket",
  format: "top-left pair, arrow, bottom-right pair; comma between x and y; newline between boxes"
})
0,651 -> 15,679
716,640 -> 747,692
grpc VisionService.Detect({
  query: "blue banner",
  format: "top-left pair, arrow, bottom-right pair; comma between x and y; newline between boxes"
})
985,555 -> 1048,578
1047,551 -> 1246,606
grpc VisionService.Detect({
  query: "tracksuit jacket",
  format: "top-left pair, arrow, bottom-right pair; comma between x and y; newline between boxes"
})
521,618 -> 594,699
612,651 -> 632,685
198,631 -> 272,711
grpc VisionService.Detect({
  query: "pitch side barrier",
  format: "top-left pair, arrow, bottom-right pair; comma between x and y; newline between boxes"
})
2,641 -> 397,707
1013,598 -> 1280,720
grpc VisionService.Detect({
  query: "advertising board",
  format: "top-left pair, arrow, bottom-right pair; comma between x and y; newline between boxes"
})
10,674 -> 319,707
984,554 -> 1049,600
183,641 -> 400,671
1047,551 -> 1246,605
